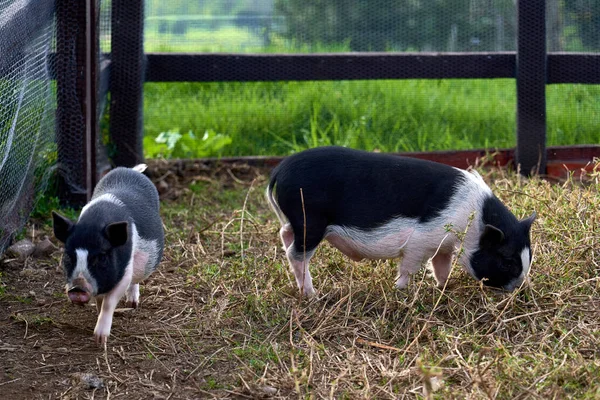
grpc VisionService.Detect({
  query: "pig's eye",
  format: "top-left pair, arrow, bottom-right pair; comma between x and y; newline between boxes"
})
63,254 -> 73,266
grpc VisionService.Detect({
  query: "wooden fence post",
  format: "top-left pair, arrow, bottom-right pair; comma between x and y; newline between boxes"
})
109,0 -> 145,167
56,0 -> 98,205
516,0 -> 547,175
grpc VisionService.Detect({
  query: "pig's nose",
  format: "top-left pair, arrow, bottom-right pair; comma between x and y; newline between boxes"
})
503,278 -> 524,292
68,286 -> 91,304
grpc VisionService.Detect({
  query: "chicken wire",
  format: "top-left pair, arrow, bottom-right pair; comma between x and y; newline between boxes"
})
0,0 -> 56,253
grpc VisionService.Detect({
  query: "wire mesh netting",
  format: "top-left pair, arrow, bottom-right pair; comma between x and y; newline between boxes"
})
142,0 -> 600,160
55,0 -> 113,203
144,0 -> 519,53
0,0 -> 56,253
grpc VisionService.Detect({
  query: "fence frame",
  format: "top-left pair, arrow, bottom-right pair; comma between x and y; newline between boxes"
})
53,0 -> 600,203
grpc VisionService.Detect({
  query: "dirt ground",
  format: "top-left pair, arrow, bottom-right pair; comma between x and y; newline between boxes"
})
1,160 -> 599,399
0,161 -> 271,400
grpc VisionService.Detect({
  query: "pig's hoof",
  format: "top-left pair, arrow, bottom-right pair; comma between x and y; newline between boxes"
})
94,332 -> 108,346
395,276 -> 410,290
94,325 -> 111,346
302,288 -> 317,299
125,300 -> 138,309
436,279 -> 449,289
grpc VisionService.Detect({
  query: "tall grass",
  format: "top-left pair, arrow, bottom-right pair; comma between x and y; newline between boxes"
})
143,79 -> 600,158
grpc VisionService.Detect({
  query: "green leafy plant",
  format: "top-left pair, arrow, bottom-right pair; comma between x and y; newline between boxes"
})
146,129 -> 232,159
0,272 -> 6,297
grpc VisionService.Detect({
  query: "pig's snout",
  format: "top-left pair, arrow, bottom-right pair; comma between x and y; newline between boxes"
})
503,276 -> 527,292
66,278 -> 92,305
68,287 -> 91,304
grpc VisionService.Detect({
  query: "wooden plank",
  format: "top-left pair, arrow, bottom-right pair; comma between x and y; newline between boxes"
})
515,0 -> 547,175
547,53 -> 600,84
109,0 -> 145,167
55,0 -> 88,206
84,0 -> 99,202
145,52 -> 516,82
46,52 -> 599,84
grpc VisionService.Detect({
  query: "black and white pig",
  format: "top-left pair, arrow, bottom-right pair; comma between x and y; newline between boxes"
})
266,146 -> 536,296
52,164 -> 164,344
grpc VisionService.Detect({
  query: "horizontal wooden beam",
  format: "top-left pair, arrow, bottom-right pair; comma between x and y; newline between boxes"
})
145,52 -> 516,82
547,53 -> 600,84
144,52 -> 600,84
43,52 -> 600,84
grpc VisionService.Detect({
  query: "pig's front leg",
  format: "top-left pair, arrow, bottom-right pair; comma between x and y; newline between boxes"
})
431,252 -> 453,287
94,272 -> 132,345
395,249 -> 424,289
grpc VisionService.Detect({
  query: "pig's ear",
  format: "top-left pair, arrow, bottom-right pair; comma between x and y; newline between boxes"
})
521,211 -> 536,232
481,224 -> 505,248
105,222 -> 129,247
52,211 -> 73,243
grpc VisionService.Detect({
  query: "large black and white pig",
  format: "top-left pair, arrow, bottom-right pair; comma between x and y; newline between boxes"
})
266,146 -> 536,296
52,164 -> 164,344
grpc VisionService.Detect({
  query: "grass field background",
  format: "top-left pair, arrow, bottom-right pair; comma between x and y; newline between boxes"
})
140,23 -> 600,159
143,79 -> 600,159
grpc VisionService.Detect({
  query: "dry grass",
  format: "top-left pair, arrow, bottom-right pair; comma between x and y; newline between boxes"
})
0,159 -> 599,399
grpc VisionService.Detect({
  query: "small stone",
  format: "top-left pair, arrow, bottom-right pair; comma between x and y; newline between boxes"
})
72,372 -> 104,389
223,250 -> 236,257
33,237 -> 58,258
260,385 -> 278,395
6,239 -> 35,259
157,180 -> 169,194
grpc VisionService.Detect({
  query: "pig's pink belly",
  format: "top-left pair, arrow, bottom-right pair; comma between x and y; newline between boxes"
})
324,229 -> 413,261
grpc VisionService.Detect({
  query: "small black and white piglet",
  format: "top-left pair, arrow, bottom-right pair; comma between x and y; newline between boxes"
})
266,146 -> 536,296
52,164 -> 164,344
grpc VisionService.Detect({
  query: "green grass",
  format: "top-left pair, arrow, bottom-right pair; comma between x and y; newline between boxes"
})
143,79 -> 600,158
139,25 -> 600,159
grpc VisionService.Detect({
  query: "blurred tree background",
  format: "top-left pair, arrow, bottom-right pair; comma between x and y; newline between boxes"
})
144,0 -> 600,53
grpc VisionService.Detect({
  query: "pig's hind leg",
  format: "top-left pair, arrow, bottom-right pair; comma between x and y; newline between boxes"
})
279,223 -> 294,250
280,223 -> 315,295
284,217 -> 328,298
125,283 -> 140,308
95,296 -> 103,313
